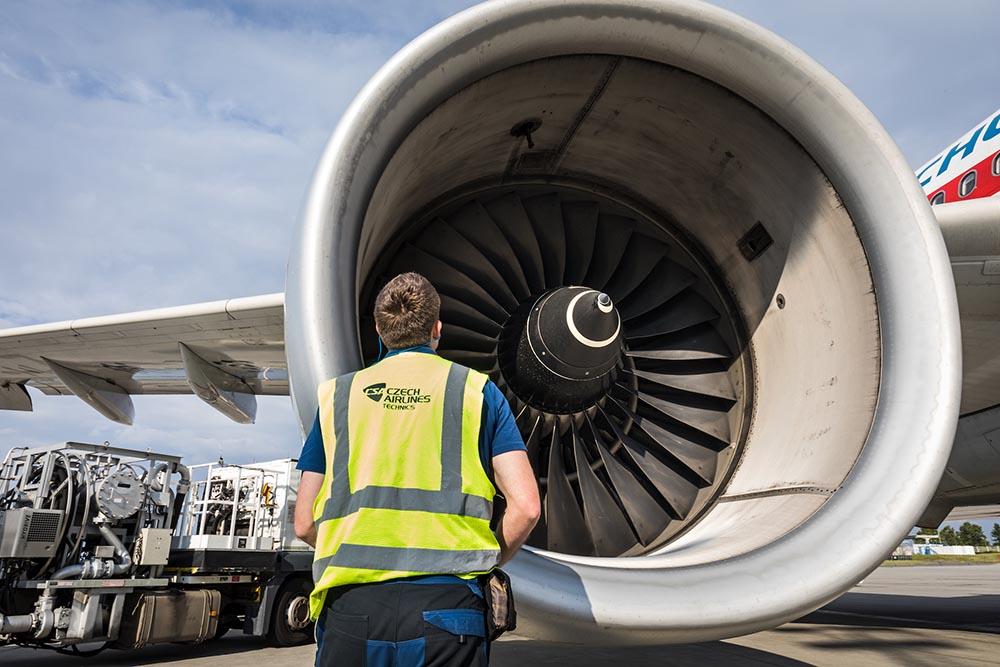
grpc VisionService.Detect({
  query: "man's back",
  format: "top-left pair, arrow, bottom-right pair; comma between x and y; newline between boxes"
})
294,272 -> 539,666
310,352 -> 501,612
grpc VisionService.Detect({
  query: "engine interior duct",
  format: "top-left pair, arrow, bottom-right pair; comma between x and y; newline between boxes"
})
360,184 -> 750,557
285,0 -> 961,643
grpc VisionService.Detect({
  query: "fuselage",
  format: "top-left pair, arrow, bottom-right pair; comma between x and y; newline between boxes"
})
914,106 -> 1000,525
918,107 -> 1000,204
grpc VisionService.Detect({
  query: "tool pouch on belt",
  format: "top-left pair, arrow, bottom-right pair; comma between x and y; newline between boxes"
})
480,568 -> 516,640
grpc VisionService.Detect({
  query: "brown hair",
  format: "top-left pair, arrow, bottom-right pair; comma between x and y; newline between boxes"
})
373,272 -> 441,349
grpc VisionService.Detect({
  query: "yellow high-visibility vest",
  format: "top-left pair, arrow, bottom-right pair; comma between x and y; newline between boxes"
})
309,351 -> 500,618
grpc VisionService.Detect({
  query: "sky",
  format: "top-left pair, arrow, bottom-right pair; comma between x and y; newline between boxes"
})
1,1 -> 998,526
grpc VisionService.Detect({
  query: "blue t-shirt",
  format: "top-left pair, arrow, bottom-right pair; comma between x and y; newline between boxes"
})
296,345 -> 526,477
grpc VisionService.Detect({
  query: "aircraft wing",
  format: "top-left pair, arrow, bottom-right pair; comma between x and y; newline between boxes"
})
0,293 -> 286,425
944,505 -> 1000,523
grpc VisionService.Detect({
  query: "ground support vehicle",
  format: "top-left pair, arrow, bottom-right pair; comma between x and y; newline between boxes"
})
0,442 -> 313,656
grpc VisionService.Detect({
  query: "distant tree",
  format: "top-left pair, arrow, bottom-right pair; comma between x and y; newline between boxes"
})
939,526 -> 959,546
958,522 -> 988,547
991,523 -> 1000,547
917,527 -> 937,535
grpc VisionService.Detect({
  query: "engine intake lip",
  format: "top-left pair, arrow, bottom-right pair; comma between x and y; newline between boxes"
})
286,0 -> 961,645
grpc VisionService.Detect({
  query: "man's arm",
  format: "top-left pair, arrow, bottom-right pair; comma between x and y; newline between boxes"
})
293,410 -> 326,547
492,450 -> 540,565
294,471 -> 324,547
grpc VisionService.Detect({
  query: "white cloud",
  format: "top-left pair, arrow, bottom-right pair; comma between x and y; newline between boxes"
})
712,0 -> 1000,165
0,0 -> 421,324
0,0 -> 471,461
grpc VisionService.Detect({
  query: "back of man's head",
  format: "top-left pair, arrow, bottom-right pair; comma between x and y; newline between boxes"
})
374,272 -> 441,349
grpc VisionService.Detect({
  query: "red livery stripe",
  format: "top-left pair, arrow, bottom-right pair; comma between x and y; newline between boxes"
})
928,149 -> 1000,204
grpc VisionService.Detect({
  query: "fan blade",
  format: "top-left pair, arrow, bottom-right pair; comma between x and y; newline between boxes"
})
415,219 -> 519,311
627,368 -> 736,401
611,395 -> 720,484
448,200 -> 532,301
527,506 -> 549,548
602,234 -> 669,303
523,415 -> 544,478
484,193 -> 546,293
584,416 -> 671,546
626,324 -> 733,360
598,407 -> 698,519
624,291 -> 719,340
515,402 -> 535,430
439,350 -> 496,371
584,214 -> 634,290
390,244 -> 509,322
561,201 -> 600,285
635,390 -> 732,446
545,428 -> 595,555
435,324 -> 497,354
522,194 -> 567,287
618,260 -> 698,321
571,424 -> 639,555
438,295 -> 503,337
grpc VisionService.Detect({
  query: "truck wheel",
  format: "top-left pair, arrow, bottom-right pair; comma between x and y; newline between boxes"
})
269,578 -> 314,646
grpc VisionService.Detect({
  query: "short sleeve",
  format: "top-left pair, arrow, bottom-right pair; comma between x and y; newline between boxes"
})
482,381 -> 527,459
295,410 -> 326,473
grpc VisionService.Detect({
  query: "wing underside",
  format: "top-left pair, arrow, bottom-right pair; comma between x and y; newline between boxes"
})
0,293 -> 286,424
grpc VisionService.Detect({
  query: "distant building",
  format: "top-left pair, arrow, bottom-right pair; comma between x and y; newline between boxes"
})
904,532 -> 975,556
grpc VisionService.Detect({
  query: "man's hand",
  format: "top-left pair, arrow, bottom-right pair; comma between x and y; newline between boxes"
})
294,471 -> 325,548
492,451 -> 540,565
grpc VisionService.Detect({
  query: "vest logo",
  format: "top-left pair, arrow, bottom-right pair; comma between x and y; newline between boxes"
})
363,383 -> 386,402
362,381 -> 431,411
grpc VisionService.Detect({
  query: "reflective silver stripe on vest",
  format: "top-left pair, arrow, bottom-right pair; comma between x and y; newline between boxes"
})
324,485 -> 492,521
440,362 -> 465,494
314,544 -> 499,577
319,363 -> 493,524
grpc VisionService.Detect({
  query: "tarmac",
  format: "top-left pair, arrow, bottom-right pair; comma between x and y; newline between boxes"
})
3,563 -> 999,666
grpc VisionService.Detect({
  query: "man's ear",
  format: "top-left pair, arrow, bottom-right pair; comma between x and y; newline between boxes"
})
432,320 -> 443,339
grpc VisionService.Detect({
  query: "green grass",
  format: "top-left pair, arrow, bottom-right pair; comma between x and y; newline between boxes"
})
882,553 -> 1000,566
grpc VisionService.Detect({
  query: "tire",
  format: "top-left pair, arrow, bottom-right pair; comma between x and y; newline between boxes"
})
269,578 -> 315,647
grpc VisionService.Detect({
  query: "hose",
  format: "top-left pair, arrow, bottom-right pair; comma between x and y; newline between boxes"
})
0,613 -> 34,634
65,454 -> 92,564
170,463 -> 191,530
50,523 -> 132,580
37,452 -> 75,576
148,462 -> 170,491
150,462 -> 190,530
97,523 -> 132,576
50,563 -> 84,581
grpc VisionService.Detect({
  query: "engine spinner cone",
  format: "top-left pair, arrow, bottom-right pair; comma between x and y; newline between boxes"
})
508,287 -> 623,414
532,287 -> 621,380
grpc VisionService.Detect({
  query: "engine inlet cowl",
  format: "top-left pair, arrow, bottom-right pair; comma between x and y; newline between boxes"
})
287,0 -> 960,645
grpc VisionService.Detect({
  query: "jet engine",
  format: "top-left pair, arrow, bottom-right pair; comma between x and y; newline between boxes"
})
285,0 -> 961,643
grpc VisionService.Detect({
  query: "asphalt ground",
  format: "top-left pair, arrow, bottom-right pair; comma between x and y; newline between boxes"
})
3,564 -> 999,666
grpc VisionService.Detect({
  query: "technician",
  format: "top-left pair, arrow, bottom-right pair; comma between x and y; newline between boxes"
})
294,271 -> 540,666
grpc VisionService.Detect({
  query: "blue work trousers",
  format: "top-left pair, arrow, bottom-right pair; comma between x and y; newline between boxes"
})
315,576 -> 489,666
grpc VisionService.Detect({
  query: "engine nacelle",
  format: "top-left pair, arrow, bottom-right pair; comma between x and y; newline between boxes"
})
285,0 -> 960,643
